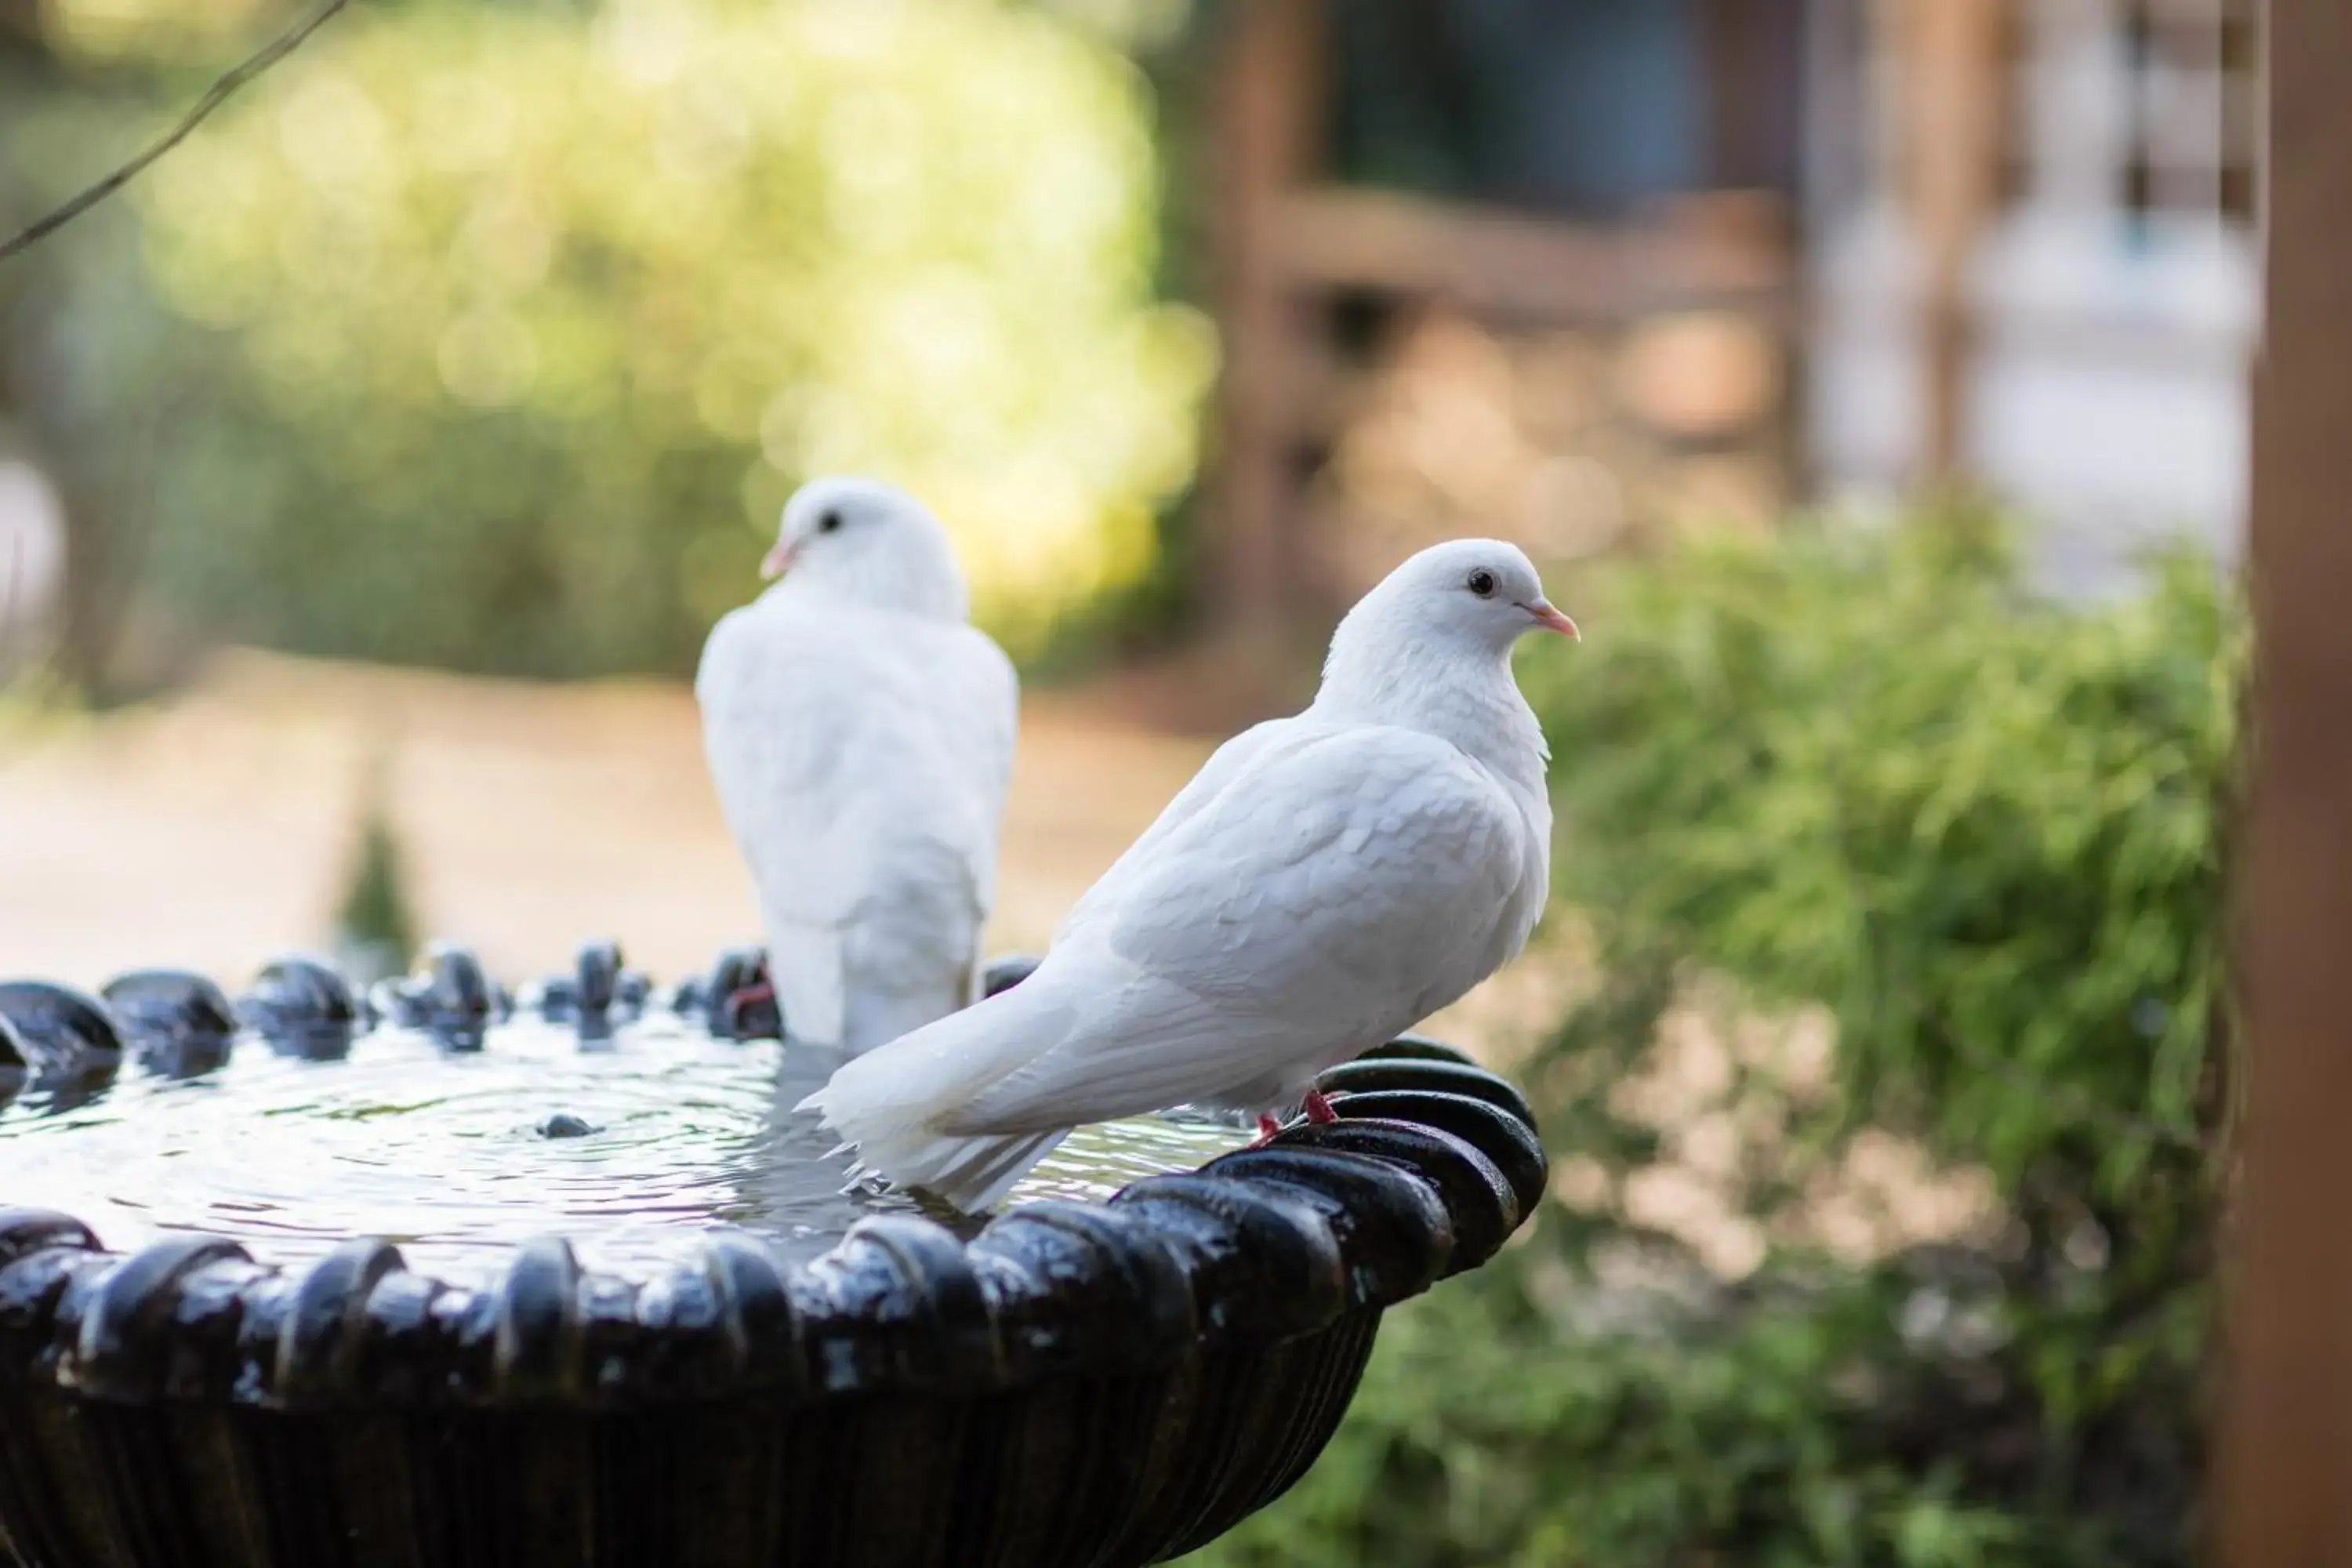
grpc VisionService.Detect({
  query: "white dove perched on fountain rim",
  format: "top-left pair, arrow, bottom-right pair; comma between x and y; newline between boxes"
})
800,538 -> 1577,1211
696,477 -> 1018,1056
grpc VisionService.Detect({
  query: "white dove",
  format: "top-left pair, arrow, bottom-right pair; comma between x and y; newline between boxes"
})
696,477 -> 1018,1054
799,538 -> 1577,1210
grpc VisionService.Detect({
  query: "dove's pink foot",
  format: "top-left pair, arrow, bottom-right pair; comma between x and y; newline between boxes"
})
1248,1113 -> 1284,1148
1303,1088 -> 1339,1125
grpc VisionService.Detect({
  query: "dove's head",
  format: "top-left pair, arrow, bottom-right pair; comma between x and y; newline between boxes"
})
1316,539 -> 1577,739
760,477 -> 970,621
1340,539 -> 1577,656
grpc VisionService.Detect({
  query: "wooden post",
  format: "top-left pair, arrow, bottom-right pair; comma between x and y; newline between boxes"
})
1893,0 -> 2005,484
2223,2 -> 2352,1563
1206,0 -> 1321,642
1704,0 -> 1809,196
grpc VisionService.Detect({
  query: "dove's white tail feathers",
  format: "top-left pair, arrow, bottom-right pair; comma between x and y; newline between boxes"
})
799,971 -> 1085,1210
850,1127 -> 1069,1213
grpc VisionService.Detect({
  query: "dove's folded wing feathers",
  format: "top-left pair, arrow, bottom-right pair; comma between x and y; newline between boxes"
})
1051,717 -> 1294,946
920,620 -> 1019,916
1104,726 -> 1530,1012
697,606 -> 872,928
946,724 -> 1530,1134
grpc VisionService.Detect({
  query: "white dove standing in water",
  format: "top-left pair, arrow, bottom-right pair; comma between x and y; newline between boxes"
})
800,539 -> 1577,1210
697,477 -> 1018,1055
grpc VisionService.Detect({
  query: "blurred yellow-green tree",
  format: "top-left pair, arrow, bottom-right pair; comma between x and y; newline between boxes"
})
8,0 -> 1214,677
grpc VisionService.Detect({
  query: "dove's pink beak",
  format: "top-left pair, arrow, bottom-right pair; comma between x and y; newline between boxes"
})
1524,600 -> 1581,641
760,540 -> 800,581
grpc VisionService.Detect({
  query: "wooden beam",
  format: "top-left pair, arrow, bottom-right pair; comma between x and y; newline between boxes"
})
1205,0 -> 1323,639
2223,2 -> 2352,1563
1892,0 -> 2007,484
1271,187 -> 1795,330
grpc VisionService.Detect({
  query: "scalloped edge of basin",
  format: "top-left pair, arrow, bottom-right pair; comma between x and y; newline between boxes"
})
0,950 -> 1544,1568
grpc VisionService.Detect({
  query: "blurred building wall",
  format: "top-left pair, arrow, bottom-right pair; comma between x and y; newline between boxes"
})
1204,0 -> 2256,629
1809,0 -> 2257,584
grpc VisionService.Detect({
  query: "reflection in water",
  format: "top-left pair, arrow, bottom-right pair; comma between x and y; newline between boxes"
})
0,1016 -> 1248,1287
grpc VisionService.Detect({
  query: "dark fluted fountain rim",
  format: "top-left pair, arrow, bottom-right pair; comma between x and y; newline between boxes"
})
0,944 -> 1547,1416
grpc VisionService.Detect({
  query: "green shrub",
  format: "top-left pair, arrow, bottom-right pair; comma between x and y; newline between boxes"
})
1189,517 -> 2240,1568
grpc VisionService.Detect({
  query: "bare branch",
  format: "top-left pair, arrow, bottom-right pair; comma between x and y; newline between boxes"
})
0,0 -> 352,265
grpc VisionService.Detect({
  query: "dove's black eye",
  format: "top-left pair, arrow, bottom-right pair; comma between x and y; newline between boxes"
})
817,510 -> 844,535
1466,568 -> 1498,598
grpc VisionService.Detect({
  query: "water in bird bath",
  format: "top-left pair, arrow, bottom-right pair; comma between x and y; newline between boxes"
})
0,1013 -> 1249,1287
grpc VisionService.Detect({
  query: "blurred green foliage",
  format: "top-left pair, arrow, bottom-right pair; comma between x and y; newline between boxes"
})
1192,519 -> 2239,1567
8,0 -> 1213,677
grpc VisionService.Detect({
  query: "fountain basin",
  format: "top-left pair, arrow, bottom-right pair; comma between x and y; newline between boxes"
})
0,946 -> 1544,1568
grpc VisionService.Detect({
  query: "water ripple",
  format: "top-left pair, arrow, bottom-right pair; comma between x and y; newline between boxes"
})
0,1016 -> 1247,1287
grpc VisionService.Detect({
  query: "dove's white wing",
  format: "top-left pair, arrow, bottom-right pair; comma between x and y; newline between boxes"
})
697,604 -> 870,926
696,601 -> 1017,1044
1051,716 -> 1298,946
944,722 -> 1534,1134
909,618 -> 1020,922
